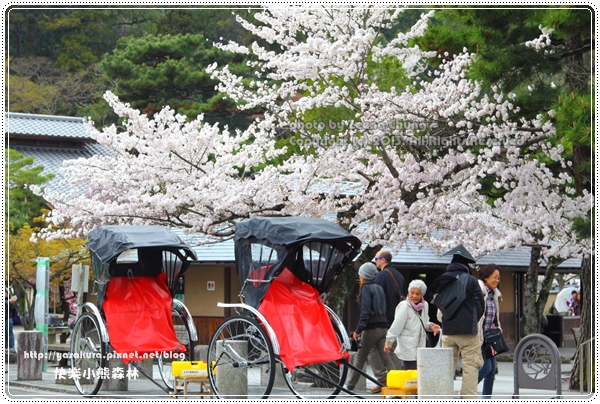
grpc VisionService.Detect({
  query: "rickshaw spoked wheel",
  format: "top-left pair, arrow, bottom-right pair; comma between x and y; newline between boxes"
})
157,306 -> 195,390
281,318 -> 348,399
207,316 -> 276,399
70,312 -> 106,396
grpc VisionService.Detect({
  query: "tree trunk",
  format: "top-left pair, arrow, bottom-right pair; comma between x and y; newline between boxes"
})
59,283 -> 70,322
522,245 -> 561,336
14,282 -> 36,331
569,254 -> 592,391
325,244 -> 380,317
523,246 -> 542,335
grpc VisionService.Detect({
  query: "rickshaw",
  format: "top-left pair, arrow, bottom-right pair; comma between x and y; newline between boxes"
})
207,216 -> 384,399
70,225 -> 198,395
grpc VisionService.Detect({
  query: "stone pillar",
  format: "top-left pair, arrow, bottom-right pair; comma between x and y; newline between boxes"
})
101,357 -> 129,391
17,331 -> 43,380
135,358 -> 153,378
417,347 -> 454,399
194,345 -> 209,362
264,362 -> 287,387
216,340 -> 247,399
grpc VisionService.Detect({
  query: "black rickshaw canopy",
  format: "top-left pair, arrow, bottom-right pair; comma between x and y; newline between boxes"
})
86,225 -> 197,264
234,216 -> 362,308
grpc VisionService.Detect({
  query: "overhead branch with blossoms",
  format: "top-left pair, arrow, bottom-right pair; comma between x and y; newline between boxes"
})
208,5 -> 590,260
36,91 -> 289,240
37,5 -> 591,264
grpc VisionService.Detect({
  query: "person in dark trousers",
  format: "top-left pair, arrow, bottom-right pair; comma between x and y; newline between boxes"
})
477,264 -> 503,398
344,262 -> 395,392
431,244 -> 485,399
5,289 -> 17,351
367,250 -> 405,393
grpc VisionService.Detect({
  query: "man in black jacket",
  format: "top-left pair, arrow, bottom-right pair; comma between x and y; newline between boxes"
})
432,245 -> 485,399
367,250 -> 406,392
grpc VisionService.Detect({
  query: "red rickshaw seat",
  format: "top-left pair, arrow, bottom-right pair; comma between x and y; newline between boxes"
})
103,273 -> 185,364
258,267 -> 344,371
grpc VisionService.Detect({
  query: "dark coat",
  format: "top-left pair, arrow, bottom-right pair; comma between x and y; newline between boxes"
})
374,264 -> 407,326
431,263 -> 484,335
355,281 -> 388,334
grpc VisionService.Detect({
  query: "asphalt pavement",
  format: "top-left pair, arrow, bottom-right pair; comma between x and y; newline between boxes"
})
3,325 -> 595,401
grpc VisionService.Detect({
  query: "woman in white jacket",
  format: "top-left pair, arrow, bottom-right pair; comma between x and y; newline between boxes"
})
384,279 -> 440,370
477,264 -> 502,398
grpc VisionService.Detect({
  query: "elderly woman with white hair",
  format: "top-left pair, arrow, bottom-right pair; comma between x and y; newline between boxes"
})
384,279 -> 441,370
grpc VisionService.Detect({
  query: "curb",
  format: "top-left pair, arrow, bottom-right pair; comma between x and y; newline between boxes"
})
6,380 -> 75,395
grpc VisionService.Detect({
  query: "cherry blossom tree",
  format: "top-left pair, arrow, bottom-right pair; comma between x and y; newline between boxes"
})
38,6 -> 591,317
207,5 -> 591,313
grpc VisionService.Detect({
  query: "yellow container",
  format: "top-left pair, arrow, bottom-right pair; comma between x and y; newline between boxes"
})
387,369 -> 418,389
172,361 -> 208,377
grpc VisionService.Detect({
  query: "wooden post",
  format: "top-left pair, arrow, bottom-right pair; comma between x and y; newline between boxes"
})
17,331 -> 43,380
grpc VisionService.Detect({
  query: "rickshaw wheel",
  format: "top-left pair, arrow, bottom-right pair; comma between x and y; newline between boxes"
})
207,316 -> 276,399
70,312 -> 106,396
157,306 -> 194,389
281,319 -> 348,399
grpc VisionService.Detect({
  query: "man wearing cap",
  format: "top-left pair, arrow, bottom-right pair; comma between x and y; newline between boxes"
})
431,244 -> 485,399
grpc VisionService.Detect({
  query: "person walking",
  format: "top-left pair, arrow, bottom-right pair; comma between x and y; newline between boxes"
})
344,263 -> 395,392
477,264 -> 503,399
570,290 -> 581,316
367,250 -> 405,392
430,244 -> 485,399
5,289 -> 17,351
384,279 -> 440,369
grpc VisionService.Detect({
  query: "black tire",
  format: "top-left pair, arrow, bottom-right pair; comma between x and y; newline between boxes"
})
282,315 -> 348,399
157,306 -> 194,390
70,312 -> 106,396
207,316 -> 276,399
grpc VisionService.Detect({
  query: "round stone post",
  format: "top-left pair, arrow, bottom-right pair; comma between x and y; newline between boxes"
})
216,340 -> 248,398
417,347 -> 454,399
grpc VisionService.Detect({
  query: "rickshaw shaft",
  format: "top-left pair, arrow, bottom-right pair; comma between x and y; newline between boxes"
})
300,366 -> 367,399
128,360 -> 173,395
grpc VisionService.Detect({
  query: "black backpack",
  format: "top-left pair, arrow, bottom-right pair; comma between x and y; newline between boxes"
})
431,273 -> 469,321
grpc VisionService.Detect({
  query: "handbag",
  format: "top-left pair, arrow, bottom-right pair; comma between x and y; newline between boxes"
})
483,327 -> 508,356
409,303 -> 434,347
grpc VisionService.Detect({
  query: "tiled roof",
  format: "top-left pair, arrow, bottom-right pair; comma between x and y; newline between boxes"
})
172,229 -> 236,262
6,112 -> 93,139
6,112 -> 113,196
173,229 -> 581,269
12,144 -> 113,196
476,245 -> 581,269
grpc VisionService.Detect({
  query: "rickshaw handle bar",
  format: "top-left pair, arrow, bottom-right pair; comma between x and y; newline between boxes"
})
173,299 -> 198,342
76,302 -> 110,343
217,302 -> 281,355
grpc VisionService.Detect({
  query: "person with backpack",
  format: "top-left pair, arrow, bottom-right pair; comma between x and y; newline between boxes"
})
366,250 -> 406,393
430,244 -> 485,399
